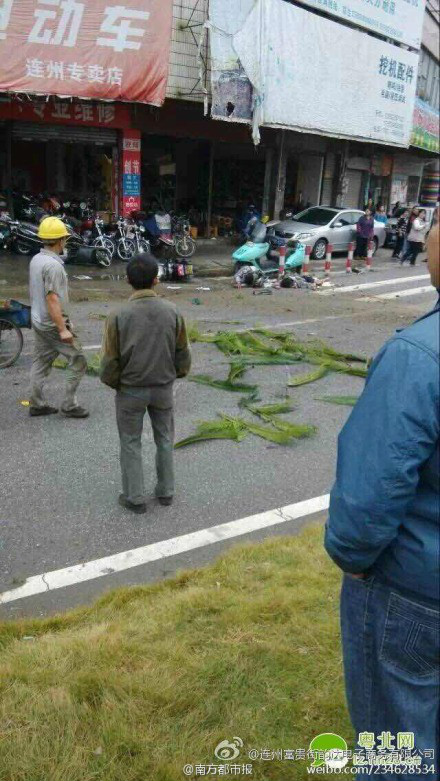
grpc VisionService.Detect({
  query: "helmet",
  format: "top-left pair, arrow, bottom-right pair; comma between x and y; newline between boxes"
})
38,216 -> 70,240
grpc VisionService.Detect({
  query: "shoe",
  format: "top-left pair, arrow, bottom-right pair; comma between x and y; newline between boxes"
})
158,496 -> 173,506
118,494 -> 147,514
61,406 -> 89,418
29,405 -> 58,417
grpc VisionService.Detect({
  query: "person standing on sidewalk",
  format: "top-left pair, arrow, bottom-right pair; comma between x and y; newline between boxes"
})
354,208 -> 374,267
29,217 -> 89,418
400,209 -> 428,266
325,215 -> 439,780
391,209 -> 409,258
100,253 -> 191,514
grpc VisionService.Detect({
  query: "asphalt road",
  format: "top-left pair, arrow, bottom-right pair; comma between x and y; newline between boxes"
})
0,251 -> 436,617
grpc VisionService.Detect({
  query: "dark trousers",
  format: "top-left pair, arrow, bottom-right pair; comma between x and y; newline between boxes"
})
401,240 -> 423,265
392,234 -> 404,257
115,389 -> 175,505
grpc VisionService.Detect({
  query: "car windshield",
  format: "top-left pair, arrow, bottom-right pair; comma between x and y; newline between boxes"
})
293,207 -> 338,225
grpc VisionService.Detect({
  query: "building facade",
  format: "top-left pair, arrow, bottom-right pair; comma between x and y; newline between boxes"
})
0,0 -> 438,229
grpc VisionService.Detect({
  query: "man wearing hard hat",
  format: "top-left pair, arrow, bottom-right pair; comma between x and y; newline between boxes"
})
28,216 -> 89,418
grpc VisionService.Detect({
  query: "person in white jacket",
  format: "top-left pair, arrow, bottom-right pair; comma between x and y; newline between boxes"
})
400,209 -> 429,266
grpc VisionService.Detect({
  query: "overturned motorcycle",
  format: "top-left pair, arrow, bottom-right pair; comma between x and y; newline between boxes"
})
157,258 -> 193,282
232,219 -> 305,286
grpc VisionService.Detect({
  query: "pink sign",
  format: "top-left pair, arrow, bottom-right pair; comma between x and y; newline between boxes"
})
0,0 -> 173,105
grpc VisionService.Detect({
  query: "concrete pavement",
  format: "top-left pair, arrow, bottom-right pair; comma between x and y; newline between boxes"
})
0,261 -> 436,618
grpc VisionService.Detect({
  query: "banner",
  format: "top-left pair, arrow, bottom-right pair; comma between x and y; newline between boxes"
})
0,0 -> 173,104
411,97 -> 440,153
297,0 -> 425,50
232,0 -> 419,146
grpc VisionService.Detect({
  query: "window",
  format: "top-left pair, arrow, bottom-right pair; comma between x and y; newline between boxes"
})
417,48 -> 440,110
341,211 -> 363,225
294,207 -> 338,225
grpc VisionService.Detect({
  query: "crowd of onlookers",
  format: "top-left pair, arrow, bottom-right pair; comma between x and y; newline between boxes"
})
354,198 -> 432,267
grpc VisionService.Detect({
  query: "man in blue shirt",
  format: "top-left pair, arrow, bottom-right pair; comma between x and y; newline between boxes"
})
325,215 -> 439,780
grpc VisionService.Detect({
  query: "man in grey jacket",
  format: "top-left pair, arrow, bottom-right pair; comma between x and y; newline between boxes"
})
100,253 -> 191,514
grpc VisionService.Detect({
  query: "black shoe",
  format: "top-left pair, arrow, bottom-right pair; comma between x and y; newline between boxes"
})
158,496 -> 173,506
118,494 -> 147,514
29,405 -> 58,417
61,406 -> 89,419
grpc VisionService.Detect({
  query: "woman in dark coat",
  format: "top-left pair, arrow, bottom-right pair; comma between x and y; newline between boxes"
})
355,208 -> 375,262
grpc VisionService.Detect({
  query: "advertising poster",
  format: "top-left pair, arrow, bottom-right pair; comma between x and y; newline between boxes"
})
232,0 -> 419,146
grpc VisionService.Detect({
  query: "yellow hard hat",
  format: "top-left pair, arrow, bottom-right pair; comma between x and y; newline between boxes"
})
38,216 -> 70,241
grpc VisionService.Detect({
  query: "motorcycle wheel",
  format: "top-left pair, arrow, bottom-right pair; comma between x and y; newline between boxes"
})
117,238 -> 136,262
175,235 -> 196,258
96,248 -> 112,267
14,240 -> 32,256
138,240 -> 151,254
93,237 -> 115,256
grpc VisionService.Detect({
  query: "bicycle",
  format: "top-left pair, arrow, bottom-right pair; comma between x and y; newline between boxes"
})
0,300 -> 31,368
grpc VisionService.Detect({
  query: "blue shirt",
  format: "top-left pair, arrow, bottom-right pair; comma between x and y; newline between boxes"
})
325,298 -> 440,607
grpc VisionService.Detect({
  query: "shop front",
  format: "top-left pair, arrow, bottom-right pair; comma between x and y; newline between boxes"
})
133,99 -> 272,236
0,97 -> 141,218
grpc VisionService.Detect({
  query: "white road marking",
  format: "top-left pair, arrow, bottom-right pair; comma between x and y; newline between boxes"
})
319,274 -> 429,295
0,494 -> 329,605
358,286 -> 434,302
80,314 -> 361,351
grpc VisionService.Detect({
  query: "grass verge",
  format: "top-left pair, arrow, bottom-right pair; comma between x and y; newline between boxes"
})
0,525 -> 351,781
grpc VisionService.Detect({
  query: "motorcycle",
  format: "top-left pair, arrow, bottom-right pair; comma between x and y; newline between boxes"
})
112,217 -> 149,261
1,215 -> 111,267
138,210 -> 175,259
171,215 -> 196,258
80,213 -> 115,257
232,219 -> 306,286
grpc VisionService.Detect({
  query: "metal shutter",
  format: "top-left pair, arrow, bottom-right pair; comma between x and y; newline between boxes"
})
344,169 -> 362,209
12,122 -> 117,145
320,152 -> 335,205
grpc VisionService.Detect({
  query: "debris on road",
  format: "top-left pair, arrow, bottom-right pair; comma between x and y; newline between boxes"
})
316,395 -> 360,406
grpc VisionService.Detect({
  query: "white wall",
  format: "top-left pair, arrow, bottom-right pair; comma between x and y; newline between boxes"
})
422,7 -> 440,61
167,0 -> 210,102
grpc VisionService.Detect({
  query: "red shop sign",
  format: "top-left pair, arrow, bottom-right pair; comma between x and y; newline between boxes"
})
0,96 -> 132,128
0,0 -> 173,105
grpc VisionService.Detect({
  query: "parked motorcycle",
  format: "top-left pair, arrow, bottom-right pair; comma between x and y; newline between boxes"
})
138,211 -> 175,259
80,214 -> 115,257
112,218 -> 148,261
232,219 -> 305,285
171,215 -> 196,258
0,215 -> 111,266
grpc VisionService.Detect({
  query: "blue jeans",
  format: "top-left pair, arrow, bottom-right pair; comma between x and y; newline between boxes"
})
341,575 -> 439,780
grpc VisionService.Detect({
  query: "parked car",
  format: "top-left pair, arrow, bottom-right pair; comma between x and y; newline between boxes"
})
385,205 -> 436,248
275,206 -> 387,260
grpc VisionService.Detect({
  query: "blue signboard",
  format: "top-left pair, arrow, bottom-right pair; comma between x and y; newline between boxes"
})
123,174 -> 141,197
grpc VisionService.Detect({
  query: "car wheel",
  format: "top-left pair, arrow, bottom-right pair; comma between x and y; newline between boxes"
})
312,238 -> 327,261
372,237 -> 379,255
